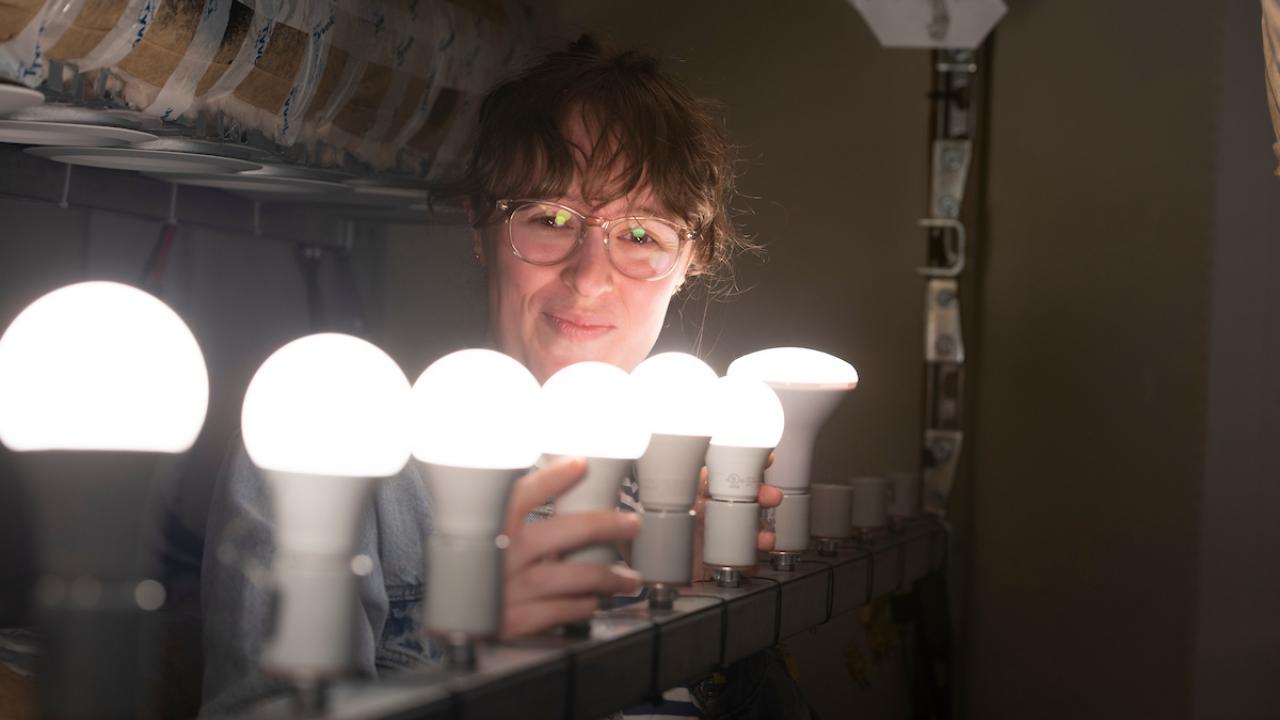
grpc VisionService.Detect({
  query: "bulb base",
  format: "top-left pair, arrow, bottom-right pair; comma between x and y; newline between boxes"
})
770,553 -> 800,572
552,456 -> 632,565
816,538 -> 840,556
703,499 -> 759,568
764,490 -> 811,552
633,509 -> 695,585
648,584 -> 678,610
262,558 -> 359,680
712,567 -> 742,588
810,483 -> 855,540
440,633 -> 477,671
563,620 -> 592,637
426,535 -> 504,638
705,445 -> 772,500
635,434 -> 711,510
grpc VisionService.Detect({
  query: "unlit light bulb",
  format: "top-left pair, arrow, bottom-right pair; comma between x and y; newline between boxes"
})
411,349 -> 542,667
241,333 -> 412,680
630,352 -> 719,607
539,361 -> 649,566
727,347 -> 857,570
0,280 -> 208,453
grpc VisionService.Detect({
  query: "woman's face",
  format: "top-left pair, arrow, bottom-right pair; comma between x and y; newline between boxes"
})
477,181 -> 691,383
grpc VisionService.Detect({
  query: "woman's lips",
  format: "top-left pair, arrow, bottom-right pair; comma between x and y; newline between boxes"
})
544,312 -> 614,340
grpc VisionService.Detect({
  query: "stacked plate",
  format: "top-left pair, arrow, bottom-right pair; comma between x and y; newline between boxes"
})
0,82 -> 45,116
1,104 -> 158,147
148,162 -> 354,198
27,137 -> 264,174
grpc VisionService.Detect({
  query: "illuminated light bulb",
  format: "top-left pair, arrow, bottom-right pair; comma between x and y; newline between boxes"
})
240,333 -> 411,686
886,471 -> 920,531
629,352 -> 720,609
727,347 -> 858,571
538,361 -> 649,566
810,483 -> 855,555
0,281 -> 208,719
0,280 -> 208,452
702,376 -> 785,587
410,349 -> 542,668
850,475 -> 890,544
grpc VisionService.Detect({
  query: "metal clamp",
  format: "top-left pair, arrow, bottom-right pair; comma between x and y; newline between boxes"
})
916,218 -> 966,277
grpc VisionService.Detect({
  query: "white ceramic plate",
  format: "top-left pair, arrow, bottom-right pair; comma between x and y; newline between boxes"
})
0,120 -> 157,147
148,171 -> 351,197
0,84 -> 45,116
25,145 -> 260,174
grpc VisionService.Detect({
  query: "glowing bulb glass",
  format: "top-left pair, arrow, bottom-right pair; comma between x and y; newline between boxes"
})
630,352 -> 720,437
538,361 -> 650,459
241,333 -> 411,477
0,281 -> 208,453
411,349 -> 542,469
710,376 -> 785,448
727,347 -> 859,389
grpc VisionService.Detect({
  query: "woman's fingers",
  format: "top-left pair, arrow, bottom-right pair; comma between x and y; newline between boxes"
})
502,596 -> 600,640
507,511 -> 640,571
757,483 -> 784,508
507,562 -> 641,605
504,457 -> 587,532
756,529 -> 776,552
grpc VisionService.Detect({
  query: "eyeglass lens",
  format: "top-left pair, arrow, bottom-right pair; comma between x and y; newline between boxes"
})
509,202 -> 681,279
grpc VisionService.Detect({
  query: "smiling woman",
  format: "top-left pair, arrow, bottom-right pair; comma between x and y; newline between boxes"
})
434,34 -> 759,382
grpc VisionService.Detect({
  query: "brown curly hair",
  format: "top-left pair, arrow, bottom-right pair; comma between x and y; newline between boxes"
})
434,35 -> 755,286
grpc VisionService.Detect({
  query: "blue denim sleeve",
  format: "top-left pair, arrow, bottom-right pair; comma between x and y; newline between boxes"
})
198,438 -> 387,717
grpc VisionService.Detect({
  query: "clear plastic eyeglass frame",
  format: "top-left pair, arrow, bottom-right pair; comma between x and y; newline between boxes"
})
494,199 -> 695,281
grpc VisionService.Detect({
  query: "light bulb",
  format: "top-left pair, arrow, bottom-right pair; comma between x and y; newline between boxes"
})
851,475 -> 890,542
703,377 -> 785,586
0,281 -> 208,718
411,348 -> 543,470
0,280 -> 208,453
242,333 -> 412,478
539,362 -> 649,567
410,349 -> 542,667
629,352 -> 719,608
727,347 -> 858,570
887,471 -> 920,530
240,334 -> 412,680
810,483 -> 854,556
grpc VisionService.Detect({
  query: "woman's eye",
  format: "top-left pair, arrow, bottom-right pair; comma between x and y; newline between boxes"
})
626,226 -> 651,244
534,209 -> 574,228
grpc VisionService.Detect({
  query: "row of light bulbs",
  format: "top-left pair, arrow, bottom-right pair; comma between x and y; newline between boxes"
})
0,281 -> 875,701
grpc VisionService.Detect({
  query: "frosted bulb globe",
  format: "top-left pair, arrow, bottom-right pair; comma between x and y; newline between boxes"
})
241,333 -> 412,477
727,347 -> 859,389
710,376 -> 785,448
411,349 -> 542,469
630,352 -> 720,437
0,281 -> 208,453
539,361 -> 650,459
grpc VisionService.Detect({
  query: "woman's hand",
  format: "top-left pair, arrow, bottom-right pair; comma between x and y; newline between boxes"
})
691,453 -> 782,581
500,457 -> 643,640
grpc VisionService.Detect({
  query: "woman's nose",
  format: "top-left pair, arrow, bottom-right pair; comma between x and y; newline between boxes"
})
561,226 -> 614,297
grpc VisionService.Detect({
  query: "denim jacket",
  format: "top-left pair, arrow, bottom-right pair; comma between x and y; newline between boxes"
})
199,438 -> 437,716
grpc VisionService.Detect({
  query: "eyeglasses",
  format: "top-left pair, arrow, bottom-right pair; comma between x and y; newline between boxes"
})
494,199 -> 694,281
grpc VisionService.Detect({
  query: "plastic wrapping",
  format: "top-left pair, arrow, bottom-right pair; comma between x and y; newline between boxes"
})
0,0 -> 527,174
0,0 -> 88,86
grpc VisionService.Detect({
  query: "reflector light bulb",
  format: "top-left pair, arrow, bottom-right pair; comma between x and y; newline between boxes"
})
629,352 -> 719,607
240,333 -> 412,682
411,348 -> 542,470
242,333 -> 412,478
0,281 -> 208,453
410,349 -> 542,667
728,347 -> 858,570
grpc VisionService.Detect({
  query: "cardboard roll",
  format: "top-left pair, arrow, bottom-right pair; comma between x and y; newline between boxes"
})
0,83 -> 44,116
